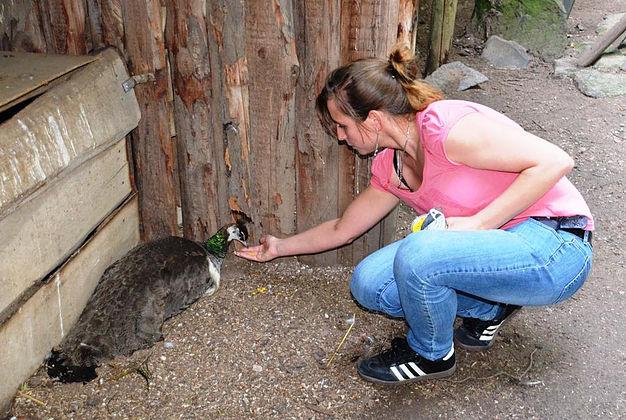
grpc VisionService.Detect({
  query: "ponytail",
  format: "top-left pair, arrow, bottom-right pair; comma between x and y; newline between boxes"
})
316,43 -> 443,138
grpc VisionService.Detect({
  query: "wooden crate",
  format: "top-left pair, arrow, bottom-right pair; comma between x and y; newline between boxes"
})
0,49 -> 141,413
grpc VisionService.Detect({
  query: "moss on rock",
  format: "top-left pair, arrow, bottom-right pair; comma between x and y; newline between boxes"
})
473,0 -> 567,60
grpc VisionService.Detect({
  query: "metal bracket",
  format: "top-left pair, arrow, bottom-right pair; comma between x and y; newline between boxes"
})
122,73 -> 156,92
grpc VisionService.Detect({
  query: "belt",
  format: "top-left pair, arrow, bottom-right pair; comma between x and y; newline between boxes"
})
533,217 -> 592,245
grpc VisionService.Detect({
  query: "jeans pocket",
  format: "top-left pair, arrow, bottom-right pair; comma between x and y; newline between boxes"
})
552,256 -> 592,304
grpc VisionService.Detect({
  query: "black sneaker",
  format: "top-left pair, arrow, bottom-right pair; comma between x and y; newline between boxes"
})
356,337 -> 456,384
454,305 -> 521,351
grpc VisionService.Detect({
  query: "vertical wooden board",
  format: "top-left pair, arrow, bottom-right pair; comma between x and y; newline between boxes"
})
245,0 -> 299,238
426,0 -> 458,75
398,0 -> 419,51
293,0 -> 341,265
0,197 -> 139,415
165,1 -> 220,239
0,49 -> 140,216
121,0 -> 178,241
96,0 -> 125,55
338,0 -> 401,264
38,0 -> 90,55
0,0 -> 47,52
206,1 -> 255,231
0,139 -> 131,314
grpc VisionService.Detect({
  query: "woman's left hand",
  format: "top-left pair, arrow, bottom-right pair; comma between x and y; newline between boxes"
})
445,216 -> 485,231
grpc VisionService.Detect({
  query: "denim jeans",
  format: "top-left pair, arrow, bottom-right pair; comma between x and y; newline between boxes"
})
350,218 -> 593,360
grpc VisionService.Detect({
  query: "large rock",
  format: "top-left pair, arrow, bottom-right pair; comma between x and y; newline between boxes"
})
481,36 -> 531,69
473,0 -> 567,60
425,61 -> 488,92
574,69 -> 626,98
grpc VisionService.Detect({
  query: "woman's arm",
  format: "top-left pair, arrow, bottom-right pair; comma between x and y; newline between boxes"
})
445,113 -> 574,230
235,186 -> 400,262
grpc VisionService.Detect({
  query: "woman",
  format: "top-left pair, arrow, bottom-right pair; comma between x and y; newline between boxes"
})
235,45 -> 593,385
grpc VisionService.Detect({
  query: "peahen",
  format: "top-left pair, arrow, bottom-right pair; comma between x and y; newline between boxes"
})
46,221 -> 248,383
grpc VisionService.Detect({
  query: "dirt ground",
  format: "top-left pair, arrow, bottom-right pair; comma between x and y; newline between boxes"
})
9,0 -> 625,418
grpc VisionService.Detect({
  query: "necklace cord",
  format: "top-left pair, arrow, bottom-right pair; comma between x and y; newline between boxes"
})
396,118 -> 413,191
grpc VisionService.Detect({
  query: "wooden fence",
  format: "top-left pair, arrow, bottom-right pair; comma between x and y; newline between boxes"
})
0,0 -> 421,265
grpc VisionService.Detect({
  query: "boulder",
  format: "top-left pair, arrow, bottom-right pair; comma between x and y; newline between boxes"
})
481,36 -> 531,69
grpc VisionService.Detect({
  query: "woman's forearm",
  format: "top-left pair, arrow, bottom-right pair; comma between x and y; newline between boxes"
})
274,218 -> 353,257
474,158 -> 574,229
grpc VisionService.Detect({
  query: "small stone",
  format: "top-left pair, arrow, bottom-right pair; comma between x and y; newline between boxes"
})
164,341 -> 175,349
160,355 -> 167,361
252,364 -> 263,372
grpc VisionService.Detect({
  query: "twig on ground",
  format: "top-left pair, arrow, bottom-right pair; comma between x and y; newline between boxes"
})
326,314 -> 356,368
305,403 -> 335,417
16,390 -> 46,407
532,120 -> 547,131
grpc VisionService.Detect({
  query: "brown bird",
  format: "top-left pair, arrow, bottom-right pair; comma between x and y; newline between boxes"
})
46,221 -> 248,383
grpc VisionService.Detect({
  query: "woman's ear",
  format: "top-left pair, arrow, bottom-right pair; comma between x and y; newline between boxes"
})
365,110 -> 384,132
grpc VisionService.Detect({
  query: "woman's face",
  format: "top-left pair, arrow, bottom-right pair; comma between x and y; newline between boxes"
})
327,99 -> 376,155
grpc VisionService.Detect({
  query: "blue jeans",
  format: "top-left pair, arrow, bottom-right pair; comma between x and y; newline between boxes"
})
350,218 -> 593,360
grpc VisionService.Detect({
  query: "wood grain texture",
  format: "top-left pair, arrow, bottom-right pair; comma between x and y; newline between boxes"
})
293,0 -> 341,265
0,0 -> 47,52
164,1 -> 220,240
0,140 -> 132,314
0,49 -> 139,216
120,0 -> 178,241
245,0 -> 299,240
0,197 -> 139,416
426,0 -> 458,75
205,1 -> 258,236
38,0 -> 90,54
338,0 -> 401,265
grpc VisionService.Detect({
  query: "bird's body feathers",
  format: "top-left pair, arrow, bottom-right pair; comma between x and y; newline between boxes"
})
46,223 -> 247,383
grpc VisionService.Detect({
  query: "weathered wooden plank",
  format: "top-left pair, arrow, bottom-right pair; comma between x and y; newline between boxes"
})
336,0 -> 358,265
0,139 -> 131,314
38,0 -> 90,55
0,196 -> 140,416
398,0 -> 419,51
245,0 -> 298,239
293,0 -> 341,265
120,0 -> 178,241
0,52 -> 94,113
0,0 -> 47,52
0,49 -> 140,217
425,0 -> 458,75
164,1 -> 220,240
90,0 -> 125,55
206,1 -> 255,235
338,0 -> 401,264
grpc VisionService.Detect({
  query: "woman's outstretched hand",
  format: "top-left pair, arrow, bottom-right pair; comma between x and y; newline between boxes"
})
234,234 -> 280,262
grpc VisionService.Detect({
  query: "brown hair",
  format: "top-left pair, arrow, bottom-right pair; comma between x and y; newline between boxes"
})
316,44 -> 443,138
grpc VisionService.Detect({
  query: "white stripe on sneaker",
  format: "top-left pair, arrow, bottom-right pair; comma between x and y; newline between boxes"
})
399,364 -> 416,379
408,362 -> 426,376
390,366 -> 405,381
442,346 -> 455,361
479,334 -> 495,341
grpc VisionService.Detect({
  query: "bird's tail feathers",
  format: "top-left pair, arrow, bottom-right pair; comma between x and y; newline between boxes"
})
46,348 -> 98,383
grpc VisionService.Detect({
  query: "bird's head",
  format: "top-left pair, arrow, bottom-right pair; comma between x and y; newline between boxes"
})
225,222 -> 248,247
203,221 -> 249,258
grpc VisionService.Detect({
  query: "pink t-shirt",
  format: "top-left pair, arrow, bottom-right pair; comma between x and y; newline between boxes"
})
370,100 -> 594,230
